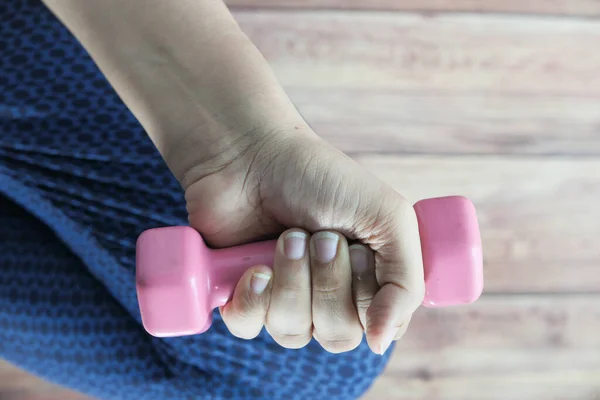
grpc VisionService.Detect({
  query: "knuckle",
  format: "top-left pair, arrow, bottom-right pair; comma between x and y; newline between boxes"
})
314,324 -> 364,354
229,326 -> 260,340
226,301 -> 267,329
276,281 -> 310,294
271,332 -> 313,349
265,313 -> 312,348
223,311 -> 262,340
236,297 -> 265,318
319,334 -> 363,354
354,293 -> 375,312
312,282 -> 346,301
267,304 -> 311,326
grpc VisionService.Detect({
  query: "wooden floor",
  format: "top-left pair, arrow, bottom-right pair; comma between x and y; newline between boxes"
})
2,1 -> 600,399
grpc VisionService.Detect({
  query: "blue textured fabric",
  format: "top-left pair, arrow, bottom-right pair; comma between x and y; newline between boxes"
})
0,1 -> 393,399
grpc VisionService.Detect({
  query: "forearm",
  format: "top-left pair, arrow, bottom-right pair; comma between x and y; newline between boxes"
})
42,0 -> 304,178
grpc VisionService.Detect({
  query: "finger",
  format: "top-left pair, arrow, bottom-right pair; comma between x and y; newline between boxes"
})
220,265 -> 273,340
310,231 -> 363,353
366,197 -> 425,355
265,229 -> 313,349
349,244 -> 378,332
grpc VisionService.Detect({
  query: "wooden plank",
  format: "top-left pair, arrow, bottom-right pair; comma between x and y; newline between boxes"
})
232,11 -> 600,155
364,295 -> 600,400
353,155 -> 600,293
227,0 -> 600,17
233,12 -> 600,96
286,89 -> 600,155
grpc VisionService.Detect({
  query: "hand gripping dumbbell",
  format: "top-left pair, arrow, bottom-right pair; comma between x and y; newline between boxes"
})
136,196 -> 483,338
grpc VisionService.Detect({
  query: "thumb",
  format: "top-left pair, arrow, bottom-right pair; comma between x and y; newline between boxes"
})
365,196 -> 425,354
220,266 -> 273,340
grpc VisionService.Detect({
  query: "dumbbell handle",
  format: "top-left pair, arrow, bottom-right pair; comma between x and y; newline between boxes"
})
209,240 -> 277,309
136,196 -> 483,337
202,196 -> 482,309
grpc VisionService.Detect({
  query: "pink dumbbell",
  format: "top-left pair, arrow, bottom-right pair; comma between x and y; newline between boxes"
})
136,196 -> 483,338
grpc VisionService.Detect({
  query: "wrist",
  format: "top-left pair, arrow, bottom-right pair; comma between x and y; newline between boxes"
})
167,99 -> 315,191
44,0 -> 308,182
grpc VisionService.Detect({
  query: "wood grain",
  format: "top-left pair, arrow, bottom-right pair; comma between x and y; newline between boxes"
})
234,12 -> 600,96
286,89 -> 600,155
231,11 -> 600,155
364,295 -> 600,400
354,155 -> 600,293
227,0 -> 600,17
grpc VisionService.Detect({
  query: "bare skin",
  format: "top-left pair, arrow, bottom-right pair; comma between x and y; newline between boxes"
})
42,0 -> 425,355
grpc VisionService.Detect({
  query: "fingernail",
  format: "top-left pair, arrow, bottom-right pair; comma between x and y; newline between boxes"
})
349,245 -> 369,275
284,232 -> 307,260
250,272 -> 272,294
313,232 -> 339,263
379,330 -> 396,355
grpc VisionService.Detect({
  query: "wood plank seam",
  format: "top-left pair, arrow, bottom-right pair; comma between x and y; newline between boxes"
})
225,0 -> 600,19
227,6 -> 600,21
